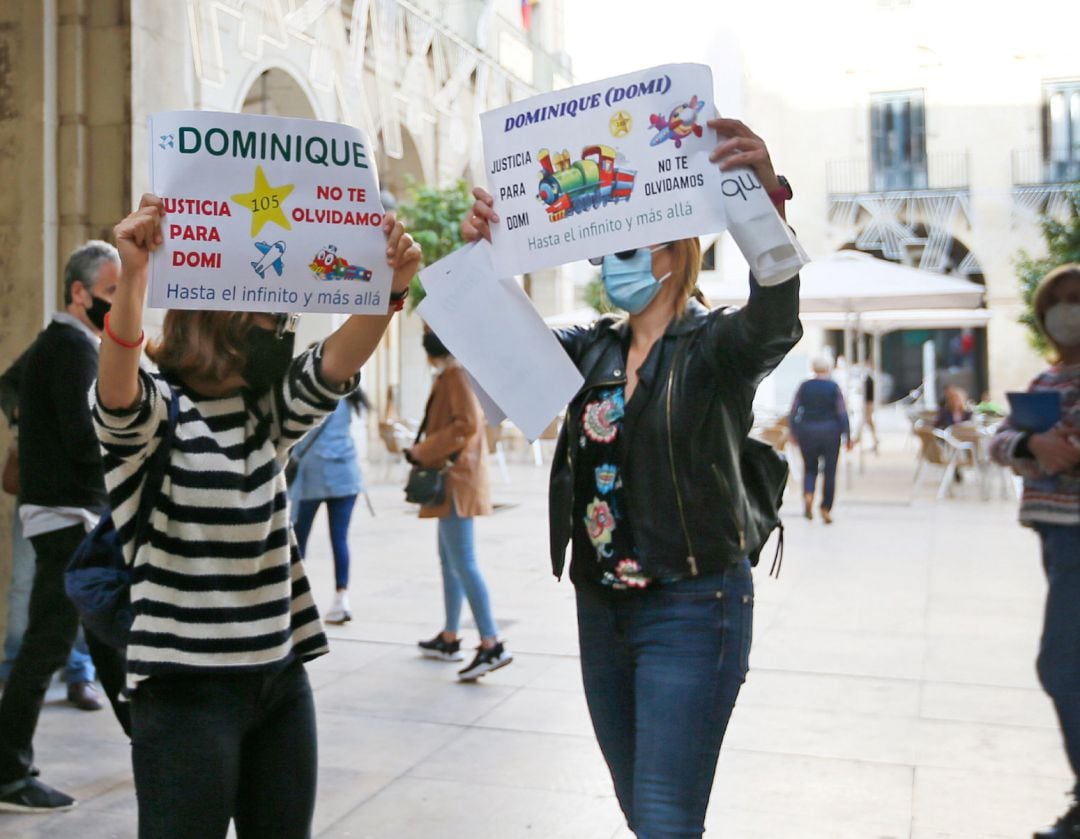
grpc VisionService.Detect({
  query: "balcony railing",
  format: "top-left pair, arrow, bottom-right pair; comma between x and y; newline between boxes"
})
827,152 -> 970,196
1012,147 -> 1080,187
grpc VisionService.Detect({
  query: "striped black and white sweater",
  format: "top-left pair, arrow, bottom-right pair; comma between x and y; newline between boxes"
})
92,342 -> 351,690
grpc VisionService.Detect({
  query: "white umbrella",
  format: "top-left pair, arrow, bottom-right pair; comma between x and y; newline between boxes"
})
800,308 -> 992,333
700,250 -> 985,313
700,251 -> 987,410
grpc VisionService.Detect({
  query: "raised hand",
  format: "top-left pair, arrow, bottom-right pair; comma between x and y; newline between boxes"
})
113,193 -> 165,278
382,211 -> 423,293
460,187 -> 498,244
706,118 -> 782,195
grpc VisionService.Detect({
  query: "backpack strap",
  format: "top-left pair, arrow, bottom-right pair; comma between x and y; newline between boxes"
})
129,384 -> 180,557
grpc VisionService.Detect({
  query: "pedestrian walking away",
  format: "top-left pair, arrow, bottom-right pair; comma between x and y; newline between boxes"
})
289,393 -> 369,624
790,355 -> 852,523
990,263 -> 1080,839
462,117 -> 802,837
408,328 -> 512,682
90,194 -> 420,839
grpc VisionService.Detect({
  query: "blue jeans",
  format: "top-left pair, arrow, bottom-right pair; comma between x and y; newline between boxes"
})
131,658 -> 316,839
796,424 -> 842,509
0,515 -> 94,685
437,506 -> 497,639
292,495 -> 357,590
576,561 -> 754,838
1036,523 -> 1080,795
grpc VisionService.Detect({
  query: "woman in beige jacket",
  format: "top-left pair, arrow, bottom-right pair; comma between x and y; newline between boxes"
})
406,329 -> 512,681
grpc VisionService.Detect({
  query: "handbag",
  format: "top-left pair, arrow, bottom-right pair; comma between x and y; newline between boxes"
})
284,411 -> 333,485
2,442 -> 17,496
64,387 -> 179,650
404,463 -> 448,505
403,393 -> 456,505
740,436 -> 789,576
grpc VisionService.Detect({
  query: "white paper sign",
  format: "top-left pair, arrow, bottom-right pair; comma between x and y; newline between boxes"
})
147,111 -> 390,314
416,242 -> 583,442
481,63 -> 730,276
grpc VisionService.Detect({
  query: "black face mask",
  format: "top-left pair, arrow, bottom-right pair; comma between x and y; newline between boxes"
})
422,331 -> 449,359
242,326 -> 296,395
84,294 -> 112,331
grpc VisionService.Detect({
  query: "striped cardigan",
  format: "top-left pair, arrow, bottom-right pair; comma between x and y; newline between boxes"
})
990,362 -> 1080,527
92,342 -> 351,690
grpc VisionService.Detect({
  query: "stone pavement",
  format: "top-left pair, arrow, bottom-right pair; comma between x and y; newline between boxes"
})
0,426 -> 1072,838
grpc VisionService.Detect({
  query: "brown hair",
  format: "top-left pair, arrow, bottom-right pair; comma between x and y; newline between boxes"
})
665,237 -> 709,314
146,310 -> 257,381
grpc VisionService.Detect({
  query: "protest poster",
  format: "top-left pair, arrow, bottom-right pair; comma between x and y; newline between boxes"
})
416,241 -> 583,441
147,111 -> 390,314
480,63 -> 737,277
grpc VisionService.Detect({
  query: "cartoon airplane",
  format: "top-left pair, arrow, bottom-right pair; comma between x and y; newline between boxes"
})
251,240 -> 286,278
649,96 -> 706,148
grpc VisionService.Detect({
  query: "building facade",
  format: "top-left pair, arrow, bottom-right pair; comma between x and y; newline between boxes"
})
706,0 -> 1078,405
0,0 -> 568,630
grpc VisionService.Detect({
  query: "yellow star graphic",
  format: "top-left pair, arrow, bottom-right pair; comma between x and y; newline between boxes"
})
230,165 -> 294,237
609,110 -> 632,138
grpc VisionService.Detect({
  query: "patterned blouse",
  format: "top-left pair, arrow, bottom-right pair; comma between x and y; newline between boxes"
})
570,386 -> 653,590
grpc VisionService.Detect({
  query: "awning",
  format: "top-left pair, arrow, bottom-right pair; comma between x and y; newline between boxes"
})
700,250 -> 986,313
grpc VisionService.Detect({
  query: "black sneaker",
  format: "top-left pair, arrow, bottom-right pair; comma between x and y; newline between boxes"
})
458,642 -> 513,681
1035,795 -> 1080,838
0,777 -> 76,813
418,634 -> 464,662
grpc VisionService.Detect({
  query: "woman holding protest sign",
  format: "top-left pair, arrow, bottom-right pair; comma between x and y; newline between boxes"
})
462,118 -> 802,837
92,193 -> 420,839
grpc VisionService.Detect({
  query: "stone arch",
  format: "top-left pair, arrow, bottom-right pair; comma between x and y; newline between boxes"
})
839,224 -> 985,285
379,129 -> 428,201
235,64 -> 321,121
833,229 -> 988,402
828,194 -> 984,281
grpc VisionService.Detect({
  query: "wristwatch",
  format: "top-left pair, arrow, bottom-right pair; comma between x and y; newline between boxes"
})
768,175 -> 793,206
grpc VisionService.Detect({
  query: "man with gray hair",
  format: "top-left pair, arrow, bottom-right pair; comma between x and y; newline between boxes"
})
0,241 -> 130,812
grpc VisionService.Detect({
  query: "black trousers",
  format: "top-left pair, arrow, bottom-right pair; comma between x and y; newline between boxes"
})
0,524 -> 130,783
131,659 -> 317,839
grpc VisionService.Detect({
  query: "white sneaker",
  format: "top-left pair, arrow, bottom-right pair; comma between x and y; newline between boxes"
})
325,591 -> 352,625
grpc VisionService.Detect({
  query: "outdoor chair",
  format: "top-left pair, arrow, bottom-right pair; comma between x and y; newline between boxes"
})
912,420 -> 956,500
486,423 -> 512,485
757,422 -> 790,453
946,418 -> 1019,496
378,418 -> 415,480
530,416 -> 562,466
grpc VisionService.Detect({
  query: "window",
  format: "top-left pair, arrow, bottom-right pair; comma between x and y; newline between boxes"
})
870,90 -> 927,191
1043,80 -> 1080,183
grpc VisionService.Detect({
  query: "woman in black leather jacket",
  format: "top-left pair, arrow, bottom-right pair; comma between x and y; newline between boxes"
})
463,118 -> 802,838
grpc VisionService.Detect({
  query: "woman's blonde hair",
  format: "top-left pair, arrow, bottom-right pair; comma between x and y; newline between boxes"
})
665,237 -> 708,314
147,310 -> 258,381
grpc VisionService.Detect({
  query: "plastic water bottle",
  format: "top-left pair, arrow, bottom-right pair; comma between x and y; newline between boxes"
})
719,168 -> 808,286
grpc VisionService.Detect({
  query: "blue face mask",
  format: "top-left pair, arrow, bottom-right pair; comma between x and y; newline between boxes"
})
600,246 -> 671,315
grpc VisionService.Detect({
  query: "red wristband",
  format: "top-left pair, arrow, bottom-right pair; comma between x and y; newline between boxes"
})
103,311 -> 144,349
768,188 -> 789,207
389,289 -> 408,313
768,176 -> 793,207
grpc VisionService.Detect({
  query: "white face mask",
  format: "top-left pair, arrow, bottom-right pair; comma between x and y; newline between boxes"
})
1044,303 -> 1080,348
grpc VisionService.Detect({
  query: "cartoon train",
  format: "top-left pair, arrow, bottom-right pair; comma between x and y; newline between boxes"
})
536,145 -> 636,221
309,245 -> 372,282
